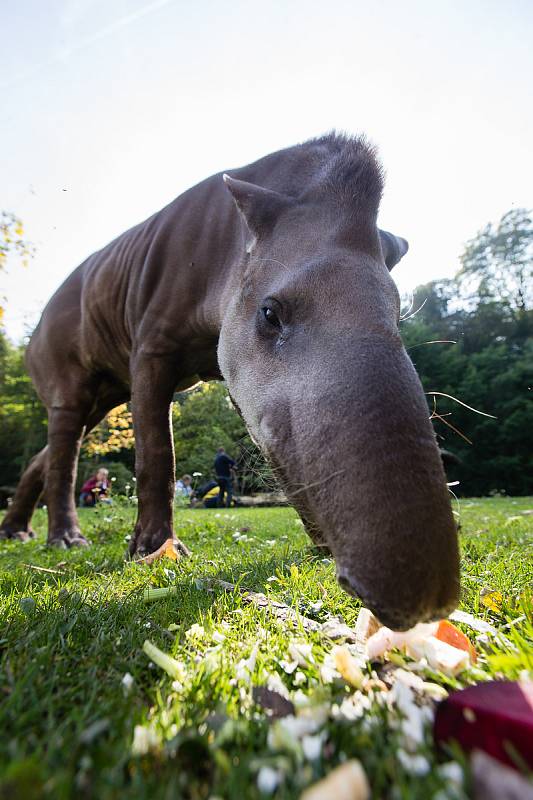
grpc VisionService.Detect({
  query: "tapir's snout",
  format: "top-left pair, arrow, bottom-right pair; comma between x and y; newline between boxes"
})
265,335 -> 461,632
337,560 -> 460,631
218,245 -> 460,631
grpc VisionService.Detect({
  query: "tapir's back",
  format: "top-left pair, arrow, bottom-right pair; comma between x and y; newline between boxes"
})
27,135 -> 362,398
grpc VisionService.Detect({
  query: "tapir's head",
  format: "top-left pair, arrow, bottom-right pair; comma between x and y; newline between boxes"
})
218,137 -> 460,630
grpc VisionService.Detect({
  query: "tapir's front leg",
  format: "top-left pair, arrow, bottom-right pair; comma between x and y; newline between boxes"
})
128,355 -> 190,558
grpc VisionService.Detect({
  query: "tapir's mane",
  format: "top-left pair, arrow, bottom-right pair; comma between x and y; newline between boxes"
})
298,132 -> 384,215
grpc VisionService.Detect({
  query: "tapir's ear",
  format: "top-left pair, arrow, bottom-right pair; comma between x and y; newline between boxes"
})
379,229 -> 409,270
223,174 -> 292,243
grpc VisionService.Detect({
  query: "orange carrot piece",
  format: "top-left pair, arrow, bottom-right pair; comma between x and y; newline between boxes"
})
136,538 -> 180,565
436,620 -> 477,663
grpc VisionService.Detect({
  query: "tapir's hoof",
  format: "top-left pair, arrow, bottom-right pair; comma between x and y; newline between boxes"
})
0,527 -> 36,542
48,532 -> 90,549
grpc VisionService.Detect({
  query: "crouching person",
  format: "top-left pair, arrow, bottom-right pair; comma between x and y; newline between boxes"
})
79,468 -> 111,507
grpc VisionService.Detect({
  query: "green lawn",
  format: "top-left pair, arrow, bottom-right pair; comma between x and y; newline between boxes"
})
0,497 -> 532,799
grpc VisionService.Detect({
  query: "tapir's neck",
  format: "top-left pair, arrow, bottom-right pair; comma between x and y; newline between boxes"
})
110,139 -> 364,381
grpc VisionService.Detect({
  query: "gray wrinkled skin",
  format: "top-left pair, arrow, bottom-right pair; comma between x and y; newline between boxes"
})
1,133 -> 459,629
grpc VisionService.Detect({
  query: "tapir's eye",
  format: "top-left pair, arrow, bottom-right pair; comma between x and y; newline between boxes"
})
258,298 -> 284,336
262,306 -> 281,328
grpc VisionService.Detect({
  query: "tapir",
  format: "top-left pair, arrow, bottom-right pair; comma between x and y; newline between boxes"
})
0,133 -> 460,629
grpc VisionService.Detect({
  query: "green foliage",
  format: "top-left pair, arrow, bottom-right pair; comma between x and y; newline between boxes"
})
173,382 -> 247,480
81,404 -> 135,458
401,208 -> 533,496
1,207 -> 531,498
0,330 -> 47,491
172,383 -> 273,492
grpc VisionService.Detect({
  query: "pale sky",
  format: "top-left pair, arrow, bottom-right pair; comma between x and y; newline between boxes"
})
2,0 -> 532,341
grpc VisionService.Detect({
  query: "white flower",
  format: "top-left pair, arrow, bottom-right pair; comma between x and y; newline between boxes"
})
131,724 -> 159,755
389,676 -> 434,749
257,765 -> 282,794
287,642 -> 314,667
234,643 -> 259,684
185,623 -> 205,640
302,732 -> 326,761
121,672 -> 134,692
293,671 -> 307,686
192,472 -> 202,477
320,652 -> 341,684
212,630 -> 226,644
396,749 -> 430,776
267,714 -> 319,752
292,689 -> 313,710
266,672 -> 291,699
438,761 -> 464,787
335,691 -> 372,721
279,659 -> 299,675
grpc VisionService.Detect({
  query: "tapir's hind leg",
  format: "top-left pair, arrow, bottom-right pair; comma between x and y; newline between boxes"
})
0,386 -> 127,546
0,446 -> 48,541
44,382 -> 130,548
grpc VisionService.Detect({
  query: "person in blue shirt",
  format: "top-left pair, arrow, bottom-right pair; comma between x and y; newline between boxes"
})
214,447 -> 236,508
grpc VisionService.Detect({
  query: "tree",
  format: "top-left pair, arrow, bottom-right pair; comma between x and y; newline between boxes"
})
172,383 -> 247,479
0,212 -> 35,323
458,208 -> 532,315
0,330 -> 47,489
172,382 -> 273,492
82,404 -> 135,459
401,209 -> 533,495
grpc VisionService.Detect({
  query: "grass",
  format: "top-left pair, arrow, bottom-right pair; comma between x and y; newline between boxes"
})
0,497 -> 532,799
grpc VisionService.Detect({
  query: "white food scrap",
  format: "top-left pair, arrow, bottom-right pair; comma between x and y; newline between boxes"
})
407,635 -> 470,676
364,615 -> 473,676
354,607 -> 381,644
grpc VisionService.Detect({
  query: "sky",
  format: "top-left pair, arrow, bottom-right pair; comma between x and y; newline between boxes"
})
1,0 -> 532,341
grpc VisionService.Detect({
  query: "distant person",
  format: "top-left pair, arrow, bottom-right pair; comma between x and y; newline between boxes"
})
175,474 -> 193,497
214,446 -> 236,508
190,480 -> 219,508
79,468 -> 111,507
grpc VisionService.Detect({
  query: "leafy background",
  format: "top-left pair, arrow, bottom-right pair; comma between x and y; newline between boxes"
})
0,208 -> 531,499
